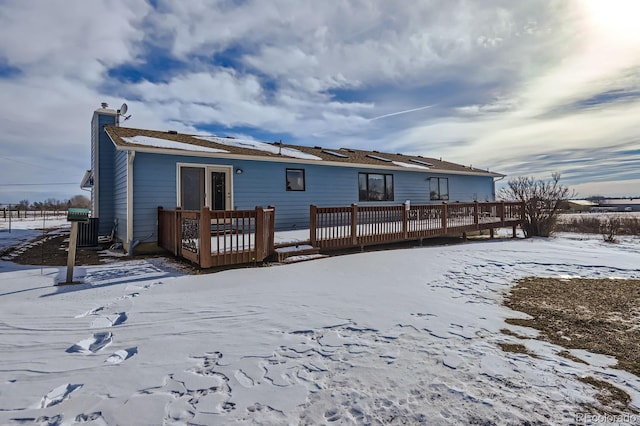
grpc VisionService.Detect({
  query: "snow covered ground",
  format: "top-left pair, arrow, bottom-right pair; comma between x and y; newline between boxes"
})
0,224 -> 639,425
0,218 -> 68,252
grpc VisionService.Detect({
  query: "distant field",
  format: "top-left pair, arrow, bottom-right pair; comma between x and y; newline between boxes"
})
557,212 -> 640,236
558,212 -> 640,220
0,215 -> 68,232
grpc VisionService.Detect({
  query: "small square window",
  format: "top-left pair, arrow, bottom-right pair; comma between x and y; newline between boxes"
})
286,168 -> 305,191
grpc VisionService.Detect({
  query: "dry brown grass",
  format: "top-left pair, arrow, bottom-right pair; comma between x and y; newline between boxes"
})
505,277 -> 640,414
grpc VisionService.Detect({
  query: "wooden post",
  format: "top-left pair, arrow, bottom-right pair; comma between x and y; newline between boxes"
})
175,207 -> 182,256
351,204 -> 358,246
199,207 -> 212,268
473,201 -> 479,228
490,228 -> 495,239
513,225 -> 517,238
500,201 -> 505,226
310,205 -> 317,247
266,205 -> 275,258
441,202 -> 447,234
255,206 -> 265,262
402,203 -> 409,239
65,222 -> 79,283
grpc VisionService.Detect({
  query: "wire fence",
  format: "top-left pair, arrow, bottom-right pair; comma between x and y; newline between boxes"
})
1,209 -> 67,221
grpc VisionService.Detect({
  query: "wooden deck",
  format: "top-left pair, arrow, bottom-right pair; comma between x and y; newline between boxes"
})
310,201 -> 524,250
157,202 -> 524,268
158,206 -> 275,268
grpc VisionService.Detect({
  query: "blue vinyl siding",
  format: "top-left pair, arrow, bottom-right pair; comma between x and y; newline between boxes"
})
132,153 -> 176,243
130,152 -> 497,241
447,174 -> 495,202
113,150 -> 128,242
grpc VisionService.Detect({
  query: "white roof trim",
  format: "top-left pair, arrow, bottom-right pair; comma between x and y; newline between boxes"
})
80,170 -> 93,188
106,133 -> 503,177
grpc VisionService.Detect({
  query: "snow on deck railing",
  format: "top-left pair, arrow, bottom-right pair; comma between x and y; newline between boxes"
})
310,201 -> 524,249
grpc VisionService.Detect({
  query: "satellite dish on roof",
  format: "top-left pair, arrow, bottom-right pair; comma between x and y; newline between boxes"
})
115,102 -> 131,127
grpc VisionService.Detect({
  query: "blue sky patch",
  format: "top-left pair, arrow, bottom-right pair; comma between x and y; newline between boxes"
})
0,57 -> 21,79
107,44 -> 187,84
577,89 -> 640,108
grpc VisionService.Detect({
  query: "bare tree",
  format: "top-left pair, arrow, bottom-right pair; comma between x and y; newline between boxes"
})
69,194 -> 91,209
499,173 -> 575,238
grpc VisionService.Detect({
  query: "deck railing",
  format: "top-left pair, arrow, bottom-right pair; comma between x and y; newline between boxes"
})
158,206 -> 275,268
310,201 -> 524,250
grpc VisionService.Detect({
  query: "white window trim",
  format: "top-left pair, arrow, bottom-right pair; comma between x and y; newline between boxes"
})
175,162 -> 234,210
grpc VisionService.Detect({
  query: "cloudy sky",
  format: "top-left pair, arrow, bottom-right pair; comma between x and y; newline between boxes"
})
1,0 -> 639,204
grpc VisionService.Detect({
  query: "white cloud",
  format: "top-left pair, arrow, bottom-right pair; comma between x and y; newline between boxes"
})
571,179 -> 640,198
0,0 -> 150,81
0,0 -> 638,203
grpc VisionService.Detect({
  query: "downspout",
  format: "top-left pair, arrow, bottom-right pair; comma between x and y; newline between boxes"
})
127,150 -> 139,256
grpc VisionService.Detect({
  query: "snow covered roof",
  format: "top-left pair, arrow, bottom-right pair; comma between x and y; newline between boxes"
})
567,200 -> 596,206
194,135 -> 321,160
121,135 -> 229,154
105,126 -> 503,177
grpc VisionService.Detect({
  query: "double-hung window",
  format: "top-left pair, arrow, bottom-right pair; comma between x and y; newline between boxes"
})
430,177 -> 449,201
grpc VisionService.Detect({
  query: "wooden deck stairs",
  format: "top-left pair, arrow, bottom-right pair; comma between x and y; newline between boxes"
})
274,242 -> 327,264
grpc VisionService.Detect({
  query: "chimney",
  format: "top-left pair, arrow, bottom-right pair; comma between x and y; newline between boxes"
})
101,102 -> 109,109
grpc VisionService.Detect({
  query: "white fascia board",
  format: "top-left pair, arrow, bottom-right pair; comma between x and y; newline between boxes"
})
80,170 -> 93,188
113,143 -> 502,178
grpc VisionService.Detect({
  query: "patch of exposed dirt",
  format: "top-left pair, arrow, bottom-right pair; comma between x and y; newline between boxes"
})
5,231 -> 107,266
497,342 -> 538,358
4,230 -> 200,275
505,276 -> 640,414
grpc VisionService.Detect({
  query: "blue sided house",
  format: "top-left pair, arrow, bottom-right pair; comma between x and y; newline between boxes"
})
83,104 -> 504,254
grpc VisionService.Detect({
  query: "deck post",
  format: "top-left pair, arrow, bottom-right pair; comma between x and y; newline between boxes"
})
199,207 -> 212,268
310,205 -> 317,247
266,206 -> 275,258
351,204 -> 358,246
175,207 -> 182,256
402,202 -> 409,239
490,228 -> 495,239
256,206 -> 265,262
500,201 -> 505,226
441,202 -> 447,234
473,201 -> 479,229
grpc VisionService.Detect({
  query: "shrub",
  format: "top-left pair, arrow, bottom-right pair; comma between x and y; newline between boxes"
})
600,217 -> 621,243
499,173 -> 574,238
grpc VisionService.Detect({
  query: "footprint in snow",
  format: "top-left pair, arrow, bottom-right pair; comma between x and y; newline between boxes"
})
66,332 -> 113,354
75,411 -> 104,422
40,383 -> 83,408
105,347 -> 138,364
90,312 -> 127,329
234,369 -> 255,388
